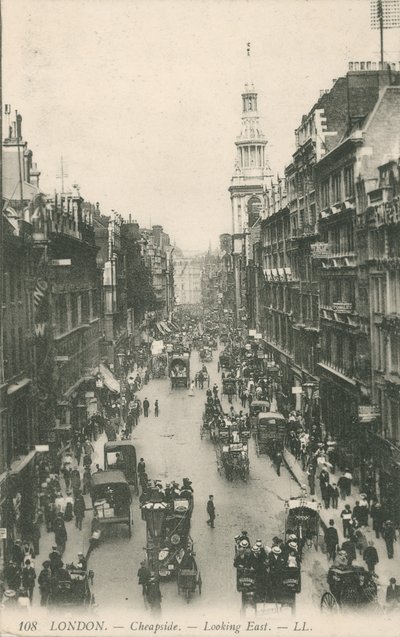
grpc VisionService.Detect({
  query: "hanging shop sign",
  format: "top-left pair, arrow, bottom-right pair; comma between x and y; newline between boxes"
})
332,302 -> 353,313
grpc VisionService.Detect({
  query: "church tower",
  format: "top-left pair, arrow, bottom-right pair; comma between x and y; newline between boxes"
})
229,79 -> 272,234
229,46 -> 272,326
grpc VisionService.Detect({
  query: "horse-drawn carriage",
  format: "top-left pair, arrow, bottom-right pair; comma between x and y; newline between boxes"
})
249,400 -> 270,429
285,497 -> 321,551
321,565 -> 379,612
221,442 -> 249,481
47,566 -> 95,608
222,377 -> 237,397
156,497 -> 194,580
177,550 -> 202,603
236,564 -> 300,614
256,412 -> 287,457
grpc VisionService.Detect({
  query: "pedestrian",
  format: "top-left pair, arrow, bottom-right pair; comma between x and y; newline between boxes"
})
154,400 -> 159,417
82,466 -> 91,496
337,475 -> 347,500
319,468 -> 330,492
340,504 -> 353,538
62,463 -> 72,491
71,468 -> 81,497
143,398 -> 150,417
11,539 -> 24,566
386,577 -> 400,608
146,576 -> 162,615
64,492 -> 74,522
53,513 -> 67,556
138,457 -> 146,478
359,493 -> 369,526
21,560 -> 36,602
341,537 -> 356,566
322,483 -> 331,509
382,519 -> 396,559
84,438 -> 94,457
324,519 -> 339,561
343,468 -> 353,496
48,546 -> 62,574
330,483 -> 339,509
206,495 -> 215,528
363,540 -> 379,574
5,560 -> 21,591
75,440 -> 82,466
354,529 -> 368,557
307,466 -> 315,496
371,501 -> 384,538
137,560 -> 151,597
38,561 -> 52,606
74,490 -> 86,530
352,501 -> 364,528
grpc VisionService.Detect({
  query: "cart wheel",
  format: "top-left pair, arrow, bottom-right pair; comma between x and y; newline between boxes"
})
198,573 -> 202,595
321,591 -> 338,612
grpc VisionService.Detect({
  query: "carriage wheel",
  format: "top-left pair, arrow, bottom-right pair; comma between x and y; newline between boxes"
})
321,592 -> 338,612
198,572 -> 202,595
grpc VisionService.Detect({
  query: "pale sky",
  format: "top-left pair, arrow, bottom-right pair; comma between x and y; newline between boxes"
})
3,0 -> 400,250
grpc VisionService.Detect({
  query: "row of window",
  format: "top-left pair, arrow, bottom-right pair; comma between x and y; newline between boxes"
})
320,165 -> 354,208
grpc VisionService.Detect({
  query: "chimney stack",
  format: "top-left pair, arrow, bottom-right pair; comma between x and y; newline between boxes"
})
16,113 -> 22,139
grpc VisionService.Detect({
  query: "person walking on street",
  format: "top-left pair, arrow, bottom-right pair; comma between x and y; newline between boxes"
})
206,495 -> 215,528
154,400 -> 159,417
38,561 -> 52,606
307,466 -> 315,496
330,483 -> 339,509
342,537 -> 356,566
363,540 -> 379,574
143,398 -> 150,417
371,501 -> 384,539
386,577 -> 400,609
62,463 -> 72,491
137,560 -> 151,598
21,560 -> 36,602
340,504 -> 353,538
74,490 -> 86,530
84,438 -> 94,458
343,468 -> 353,496
53,513 -> 67,556
383,519 -> 396,559
82,466 -> 91,496
32,514 -> 41,556
324,519 -> 339,561
337,475 -> 347,500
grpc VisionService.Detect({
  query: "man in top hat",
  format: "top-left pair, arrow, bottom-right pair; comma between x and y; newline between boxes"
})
324,519 -> 339,561
38,561 -> 52,606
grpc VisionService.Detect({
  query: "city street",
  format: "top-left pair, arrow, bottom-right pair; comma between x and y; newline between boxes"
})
87,349 -> 327,615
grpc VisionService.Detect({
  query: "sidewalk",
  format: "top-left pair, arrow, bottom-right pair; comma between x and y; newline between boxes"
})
284,447 -> 400,604
31,434 -> 108,606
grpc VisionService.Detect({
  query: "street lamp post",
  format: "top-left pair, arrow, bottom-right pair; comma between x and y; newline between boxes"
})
141,501 -> 168,577
303,382 -> 316,432
117,351 -> 125,428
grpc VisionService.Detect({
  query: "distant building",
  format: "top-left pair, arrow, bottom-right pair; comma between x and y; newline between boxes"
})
174,249 -> 203,305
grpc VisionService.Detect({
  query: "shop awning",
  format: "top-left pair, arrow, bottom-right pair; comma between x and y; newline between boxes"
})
99,363 -> 120,393
7,377 -> 31,395
10,450 -> 37,475
157,322 -> 169,336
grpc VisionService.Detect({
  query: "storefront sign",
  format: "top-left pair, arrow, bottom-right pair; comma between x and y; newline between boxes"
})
35,445 -> 49,452
359,405 -> 380,423
54,355 -> 69,362
0,528 -> 7,539
85,392 -> 95,398
51,259 -> 71,266
311,242 -> 330,258
292,386 -> 303,394
332,302 -> 353,313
